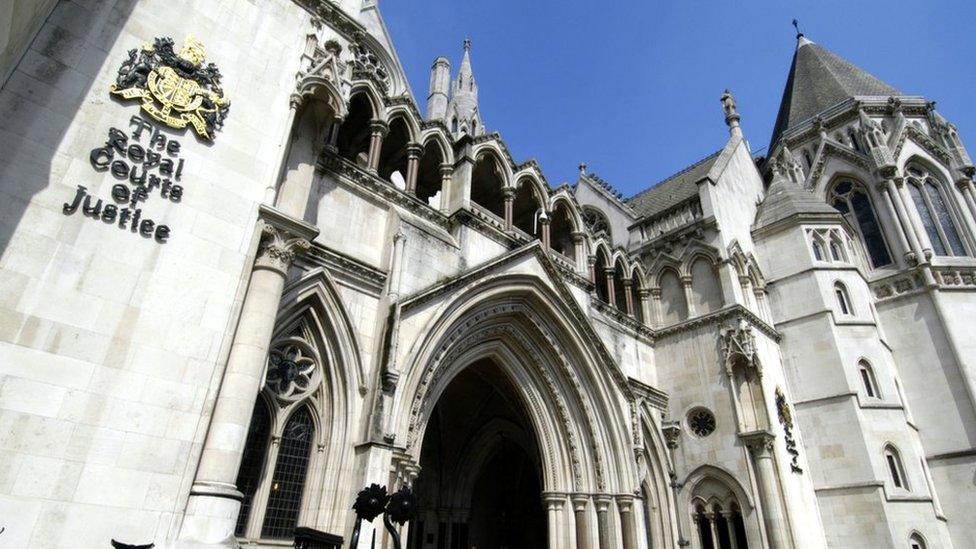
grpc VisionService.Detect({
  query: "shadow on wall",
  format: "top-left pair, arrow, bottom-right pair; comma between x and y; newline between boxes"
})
0,0 -> 136,261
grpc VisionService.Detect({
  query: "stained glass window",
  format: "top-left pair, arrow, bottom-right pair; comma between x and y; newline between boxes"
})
235,401 -> 271,536
909,182 -> 947,256
907,165 -> 969,257
829,181 -> 892,269
925,181 -> 966,256
261,407 -> 315,539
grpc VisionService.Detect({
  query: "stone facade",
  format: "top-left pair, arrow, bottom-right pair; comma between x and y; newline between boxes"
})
0,2 -> 972,549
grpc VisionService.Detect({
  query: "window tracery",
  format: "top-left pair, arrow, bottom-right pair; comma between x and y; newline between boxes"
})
582,206 -> 611,243
829,181 -> 892,269
906,164 -> 967,257
688,408 -> 716,437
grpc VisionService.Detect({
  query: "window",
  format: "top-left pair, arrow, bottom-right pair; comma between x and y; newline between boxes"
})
909,533 -> 926,549
235,401 -> 272,536
688,408 -> 717,437
812,239 -> 825,261
884,445 -> 909,490
858,360 -> 880,398
906,164 -> 967,256
834,282 -> 853,316
830,239 -> 843,261
262,407 -> 315,538
829,181 -> 892,268
451,117 -> 458,134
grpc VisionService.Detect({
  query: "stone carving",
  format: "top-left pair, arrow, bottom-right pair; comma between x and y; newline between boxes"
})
110,36 -> 230,140
775,388 -> 803,474
720,318 -> 760,375
256,223 -> 313,275
266,338 -> 320,401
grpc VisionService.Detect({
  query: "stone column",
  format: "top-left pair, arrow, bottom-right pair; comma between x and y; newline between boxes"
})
571,494 -> 592,549
594,495 -> 613,549
503,187 -> 515,231
264,98 -> 299,204
540,213 -> 551,248
742,431 -> 791,549
180,208 -> 318,544
616,495 -> 638,549
587,255 -> 597,284
883,178 -> 923,263
738,276 -> 754,311
366,120 -> 388,173
404,143 -> 422,195
605,268 -> 616,306
542,493 -> 566,549
895,176 -> 934,259
682,275 -> 697,317
638,288 -> 651,326
650,288 -> 662,327
438,163 -> 454,211
572,232 -> 587,273
324,115 -> 342,153
622,278 -> 635,316
707,512 -> 723,549
723,511 -> 740,549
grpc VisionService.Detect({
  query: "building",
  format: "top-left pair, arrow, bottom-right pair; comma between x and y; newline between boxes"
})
0,1 -> 973,548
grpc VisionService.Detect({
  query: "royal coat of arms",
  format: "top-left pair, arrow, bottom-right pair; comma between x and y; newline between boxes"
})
110,36 -> 230,141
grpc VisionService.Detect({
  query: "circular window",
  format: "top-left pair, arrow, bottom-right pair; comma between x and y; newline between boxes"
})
688,408 -> 716,437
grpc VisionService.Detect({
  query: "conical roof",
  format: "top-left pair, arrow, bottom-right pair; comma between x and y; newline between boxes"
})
768,35 -> 900,151
754,172 -> 839,232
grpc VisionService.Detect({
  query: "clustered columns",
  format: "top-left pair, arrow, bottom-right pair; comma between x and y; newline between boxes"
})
622,278 -> 635,316
956,173 -> 976,227
404,143 -> 423,194
572,232 -> 587,273
539,212 -> 552,249
638,288 -> 652,324
742,432 -> 791,549
693,510 -> 741,549
722,510 -> 741,549
895,176 -> 935,259
594,495 -> 613,549
180,208 -> 318,543
879,176 -> 925,264
604,267 -> 617,306
542,494 -> 567,549
681,275 -> 697,317
366,119 -> 388,173
503,187 -> 516,230
587,255 -> 597,284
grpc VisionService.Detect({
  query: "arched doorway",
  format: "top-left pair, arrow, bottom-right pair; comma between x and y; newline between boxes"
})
408,358 -> 547,549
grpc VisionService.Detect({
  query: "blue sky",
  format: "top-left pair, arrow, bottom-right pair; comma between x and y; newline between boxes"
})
381,1 -> 976,197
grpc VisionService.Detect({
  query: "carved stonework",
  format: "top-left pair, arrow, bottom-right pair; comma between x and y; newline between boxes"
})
740,431 -> 775,458
662,422 -> 681,450
265,338 -> 320,401
256,222 -> 313,275
775,388 -> 803,474
720,318 -> 760,376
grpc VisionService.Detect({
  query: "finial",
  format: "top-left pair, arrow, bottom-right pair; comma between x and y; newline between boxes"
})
792,19 -> 803,39
463,38 -> 471,52
579,162 -> 587,176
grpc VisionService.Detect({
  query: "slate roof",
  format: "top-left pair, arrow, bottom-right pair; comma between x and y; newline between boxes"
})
626,151 -> 721,219
753,174 -> 839,231
768,36 -> 901,151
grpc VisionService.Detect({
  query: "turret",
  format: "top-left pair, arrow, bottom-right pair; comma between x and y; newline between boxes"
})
427,56 -> 451,121
448,39 -> 483,137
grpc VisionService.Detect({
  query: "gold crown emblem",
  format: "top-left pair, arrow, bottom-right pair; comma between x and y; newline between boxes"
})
179,35 -> 206,67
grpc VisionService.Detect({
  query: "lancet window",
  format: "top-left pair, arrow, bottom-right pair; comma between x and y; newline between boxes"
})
829,181 -> 892,269
906,164 -> 967,257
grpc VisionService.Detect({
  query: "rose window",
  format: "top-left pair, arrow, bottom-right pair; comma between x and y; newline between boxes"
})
688,408 -> 716,437
266,340 -> 317,399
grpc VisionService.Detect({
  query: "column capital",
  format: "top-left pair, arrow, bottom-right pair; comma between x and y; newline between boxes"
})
502,186 -> 516,199
369,119 -> 389,136
662,422 -> 681,449
593,494 -> 613,511
650,287 -> 662,298
570,494 -> 591,511
739,430 -> 776,457
541,492 -> 567,509
681,275 -> 693,286
255,206 -> 319,275
406,143 -> 423,157
638,288 -> 651,298
615,494 -> 636,511
538,213 -> 551,226
587,255 -> 597,266
604,267 -> 616,275
955,177 -> 974,192
439,163 -> 454,177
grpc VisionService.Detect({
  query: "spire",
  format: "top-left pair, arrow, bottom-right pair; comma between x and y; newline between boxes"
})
768,33 -> 901,152
459,38 -> 473,82
448,38 -> 482,137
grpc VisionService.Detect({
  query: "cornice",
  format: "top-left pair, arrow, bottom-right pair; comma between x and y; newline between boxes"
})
628,377 -> 669,412
653,304 -> 780,342
591,299 -> 655,344
296,241 -> 388,295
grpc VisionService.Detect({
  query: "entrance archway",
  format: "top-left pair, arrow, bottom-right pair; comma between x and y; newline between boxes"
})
408,358 -> 546,549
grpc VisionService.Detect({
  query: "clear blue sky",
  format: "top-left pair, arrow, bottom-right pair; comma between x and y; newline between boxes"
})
381,1 -> 976,197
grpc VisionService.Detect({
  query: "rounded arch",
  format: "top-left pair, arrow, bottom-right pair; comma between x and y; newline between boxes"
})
393,274 -> 637,494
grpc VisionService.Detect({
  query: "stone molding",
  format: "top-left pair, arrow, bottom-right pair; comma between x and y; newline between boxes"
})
255,205 -> 319,276
296,241 -> 388,295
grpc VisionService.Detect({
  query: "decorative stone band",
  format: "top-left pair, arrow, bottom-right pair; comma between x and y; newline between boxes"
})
255,204 -> 319,276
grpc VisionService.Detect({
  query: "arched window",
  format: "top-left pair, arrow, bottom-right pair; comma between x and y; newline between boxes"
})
658,268 -> 688,325
834,282 -> 853,316
909,532 -> 926,549
829,234 -> 846,262
906,164 -> 967,257
582,206 -> 611,244
262,406 -> 315,538
593,250 -> 610,303
884,444 -> 909,491
613,259 -> 628,312
858,360 -> 880,399
803,150 -> 813,169
812,238 -> 825,261
471,119 -> 478,134
829,181 -> 892,269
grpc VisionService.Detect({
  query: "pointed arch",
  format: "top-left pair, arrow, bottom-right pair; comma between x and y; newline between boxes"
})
513,174 -> 545,236
471,147 -> 510,219
612,255 -> 629,312
682,464 -> 754,511
335,91 -> 377,165
549,196 -> 581,261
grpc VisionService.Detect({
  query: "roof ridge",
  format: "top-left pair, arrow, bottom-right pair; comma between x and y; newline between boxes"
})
628,149 -> 723,201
